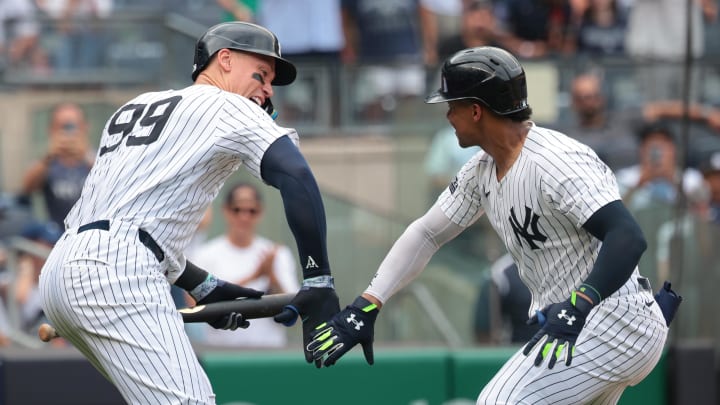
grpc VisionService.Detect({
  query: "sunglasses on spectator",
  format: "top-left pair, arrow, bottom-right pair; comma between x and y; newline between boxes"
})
230,207 -> 259,216
55,122 -> 79,132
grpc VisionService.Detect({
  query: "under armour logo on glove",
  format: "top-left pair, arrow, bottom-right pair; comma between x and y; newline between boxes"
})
523,290 -> 596,369
346,313 -> 364,330
558,310 -> 576,325
308,295 -> 379,367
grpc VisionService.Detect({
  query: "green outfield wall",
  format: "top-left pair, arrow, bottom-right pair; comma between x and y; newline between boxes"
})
201,347 -> 666,405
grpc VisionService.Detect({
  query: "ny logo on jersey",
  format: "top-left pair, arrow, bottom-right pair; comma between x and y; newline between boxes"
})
346,313 -> 364,330
509,206 -> 547,250
558,309 -> 576,325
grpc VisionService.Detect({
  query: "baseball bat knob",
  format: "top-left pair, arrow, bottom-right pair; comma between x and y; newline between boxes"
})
38,323 -> 59,342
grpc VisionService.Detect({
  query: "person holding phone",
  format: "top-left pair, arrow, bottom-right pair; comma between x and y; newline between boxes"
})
20,102 -> 94,229
615,123 -> 704,211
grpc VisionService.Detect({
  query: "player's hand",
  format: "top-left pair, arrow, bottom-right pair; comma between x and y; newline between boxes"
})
273,278 -> 340,367
307,295 -> 379,367
522,291 -> 595,369
195,277 -> 264,330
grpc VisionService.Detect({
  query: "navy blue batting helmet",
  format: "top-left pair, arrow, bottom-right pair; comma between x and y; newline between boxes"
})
426,46 -> 530,116
192,22 -> 297,85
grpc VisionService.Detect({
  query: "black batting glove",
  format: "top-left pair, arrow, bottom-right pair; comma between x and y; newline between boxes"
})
273,276 -> 340,368
193,275 -> 264,330
307,295 -> 379,367
522,289 -> 596,369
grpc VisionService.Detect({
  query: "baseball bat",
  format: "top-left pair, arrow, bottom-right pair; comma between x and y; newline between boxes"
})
38,293 -> 294,342
178,293 -> 293,323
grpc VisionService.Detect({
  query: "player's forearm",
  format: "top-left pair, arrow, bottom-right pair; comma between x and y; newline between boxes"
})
260,136 -> 330,279
365,204 -> 464,303
581,200 -> 647,302
175,260 -> 210,291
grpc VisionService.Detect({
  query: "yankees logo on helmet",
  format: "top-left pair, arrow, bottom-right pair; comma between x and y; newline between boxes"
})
558,310 -> 576,325
346,313 -> 364,330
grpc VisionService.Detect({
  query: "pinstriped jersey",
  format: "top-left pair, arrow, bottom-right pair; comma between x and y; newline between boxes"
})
438,123 -> 640,314
65,84 -> 298,280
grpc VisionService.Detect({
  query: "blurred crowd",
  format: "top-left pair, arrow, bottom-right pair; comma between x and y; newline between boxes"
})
1,0 -> 720,349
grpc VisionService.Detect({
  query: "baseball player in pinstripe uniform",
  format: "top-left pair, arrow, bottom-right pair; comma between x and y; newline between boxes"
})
38,22 -> 340,404
309,46 -> 669,404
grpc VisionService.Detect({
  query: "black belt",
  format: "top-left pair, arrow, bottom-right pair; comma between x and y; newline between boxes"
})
78,220 -> 165,262
637,277 -> 652,292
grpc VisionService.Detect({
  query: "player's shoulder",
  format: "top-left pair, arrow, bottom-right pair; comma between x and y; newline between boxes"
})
525,123 -> 603,168
461,148 -> 493,173
125,88 -> 184,104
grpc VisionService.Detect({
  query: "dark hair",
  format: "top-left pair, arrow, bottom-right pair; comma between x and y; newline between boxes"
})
636,123 -> 675,144
224,182 -> 262,206
504,106 -> 533,122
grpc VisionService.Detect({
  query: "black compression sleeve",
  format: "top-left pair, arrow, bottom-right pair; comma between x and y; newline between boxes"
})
175,260 -> 209,291
260,135 -> 330,279
581,200 -> 647,301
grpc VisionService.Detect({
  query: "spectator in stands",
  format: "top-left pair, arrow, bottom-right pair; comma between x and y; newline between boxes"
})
0,0 -> 48,73
473,253 -> 538,345
418,0 -> 462,67
341,0 -> 430,121
191,183 -> 300,348
571,0 -> 628,57
20,102 -> 94,230
700,151 -> 720,224
558,71 -> 640,170
255,0 -> 344,125
615,123 -> 705,211
0,299 -> 11,346
624,0 -> 717,102
216,0 -> 256,22
642,99 -> 720,167
437,0 -> 509,62
494,0 -> 576,58
36,0 -> 113,71
13,220 -> 61,335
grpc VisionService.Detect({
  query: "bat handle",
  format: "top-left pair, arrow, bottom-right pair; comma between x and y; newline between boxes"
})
38,323 -> 60,342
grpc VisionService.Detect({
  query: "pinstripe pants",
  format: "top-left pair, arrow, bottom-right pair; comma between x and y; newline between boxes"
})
477,289 -> 668,405
39,221 -> 215,405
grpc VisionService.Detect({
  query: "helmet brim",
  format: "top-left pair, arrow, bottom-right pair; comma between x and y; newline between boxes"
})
425,90 -> 466,104
273,57 -> 297,86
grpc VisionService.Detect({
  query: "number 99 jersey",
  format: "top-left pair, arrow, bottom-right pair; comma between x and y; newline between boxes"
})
65,85 -> 297,282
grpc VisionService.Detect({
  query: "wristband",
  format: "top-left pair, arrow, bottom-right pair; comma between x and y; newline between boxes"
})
190,274 -> 218,302
571,290 -> 595,316
302,275 -> 334,289
352,296 -> 378,313
577,283 -> 602,304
